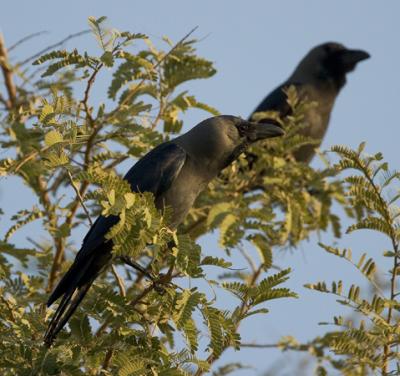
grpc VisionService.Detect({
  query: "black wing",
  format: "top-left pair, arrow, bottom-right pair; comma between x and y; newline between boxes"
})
248,82 -> 301,121
45,142 -> 186,344
80,141 -> 187,255
47,141 -> 186,305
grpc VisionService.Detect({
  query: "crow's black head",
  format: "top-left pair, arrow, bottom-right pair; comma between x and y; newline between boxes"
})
321,42 -> 370,85
293,42 -> 370,90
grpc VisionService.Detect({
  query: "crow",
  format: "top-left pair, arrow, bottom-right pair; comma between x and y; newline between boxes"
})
250,42 -> 370,163
44,115 -> 284,345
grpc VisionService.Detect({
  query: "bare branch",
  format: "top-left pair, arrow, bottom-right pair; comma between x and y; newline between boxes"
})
66,168 -> 93,226
239,342 -> 281,349
0,33 -> 17,109
17,30 -> 90,66
111,265 -> 126,297
8,31 -> 48,52
81,63 -> 103,127
100,349 -> 113,373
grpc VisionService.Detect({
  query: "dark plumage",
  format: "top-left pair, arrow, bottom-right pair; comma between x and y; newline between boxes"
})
250,42 -> 370,163
44,115 -> 284,345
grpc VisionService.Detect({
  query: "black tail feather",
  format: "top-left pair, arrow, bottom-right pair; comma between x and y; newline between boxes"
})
44,252 -> 105,346
44,279 -> 94,346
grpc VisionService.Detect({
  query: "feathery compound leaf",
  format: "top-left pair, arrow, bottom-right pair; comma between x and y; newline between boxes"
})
32,49 -> 70,65
346,216 -> 393,237
219,214 -> 239,248
331,145 -> 360,161
5,207 -> 44,241
174,234 -> 202,276
203,307 -> 224,358
200,256 -> 232,269
206,202 -> 234,228
44,130 -> 63,147
40,49 -> 92,77
116,354 -> 147,376
88,16 -> 116,51
164,55 -> 216,89
249,234 -> 273,270
182,318 -> 199,353
69,314 -> 92,342
251,288 -> 298,306
319,243 -> 353,261
222,282 -> 250,302
174,290 -> 202,329
257,268 -> 292,290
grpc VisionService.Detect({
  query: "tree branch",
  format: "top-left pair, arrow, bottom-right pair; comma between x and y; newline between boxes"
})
8,30 -> 48,52
66,168 -> 93,226
111,265 -> 126,297
100,348 -> 113,373
0,33 -> 17,109
81,62 -> 103,128
17,30 -> 90,66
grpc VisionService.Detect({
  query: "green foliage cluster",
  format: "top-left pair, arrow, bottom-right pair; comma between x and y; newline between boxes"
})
269,145 -> 400,375
0,16 -> 385,376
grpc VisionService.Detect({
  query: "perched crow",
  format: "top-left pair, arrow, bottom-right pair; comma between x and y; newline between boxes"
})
249,42 -> 370,163
44,115 -> 284,345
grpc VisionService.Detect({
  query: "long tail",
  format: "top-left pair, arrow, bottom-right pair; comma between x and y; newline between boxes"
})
44,253 -> 101,346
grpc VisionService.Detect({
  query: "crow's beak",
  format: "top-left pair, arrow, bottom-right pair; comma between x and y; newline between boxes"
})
247,119 -> 285,142
339,48 -> 370,72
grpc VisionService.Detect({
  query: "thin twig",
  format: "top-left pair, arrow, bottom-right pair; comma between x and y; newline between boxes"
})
0,33 -> 17,109
111,265 -> 126,297
47,239 -> 65,293
17,30 -> 90,66
66,168 -> 93,226
239,343 -> 283,349
100,348 -> 113,373
238,245 -> 257,273
8,31 -> 48,52
12,145 -> 52,173
81,62 -> 103,127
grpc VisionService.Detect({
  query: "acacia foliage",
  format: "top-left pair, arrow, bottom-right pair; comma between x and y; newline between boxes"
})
264,145 -> 400,376
1,17 -> 347,375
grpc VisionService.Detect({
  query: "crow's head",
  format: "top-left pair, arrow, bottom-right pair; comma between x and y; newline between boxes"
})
180,115 -> 284,171
294,42 -> 370,90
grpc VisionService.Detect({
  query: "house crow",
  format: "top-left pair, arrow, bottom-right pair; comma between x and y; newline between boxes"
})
250,42 -> 370,163
44,115 -> 284,345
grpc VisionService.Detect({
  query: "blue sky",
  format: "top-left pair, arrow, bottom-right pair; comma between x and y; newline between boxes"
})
1,1 -> 400,375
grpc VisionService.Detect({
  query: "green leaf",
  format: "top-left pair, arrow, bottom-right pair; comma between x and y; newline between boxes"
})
249,234 -> 272,270
200,256 -> 232,269
44,130 -> 63,147
206,202 -> 233,228
101,51 -> 114,67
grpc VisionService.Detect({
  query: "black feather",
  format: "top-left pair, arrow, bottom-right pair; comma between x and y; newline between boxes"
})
45,142 -> 186,344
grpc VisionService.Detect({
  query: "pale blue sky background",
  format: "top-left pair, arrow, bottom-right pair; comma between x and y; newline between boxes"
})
1,1 -> 400,375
